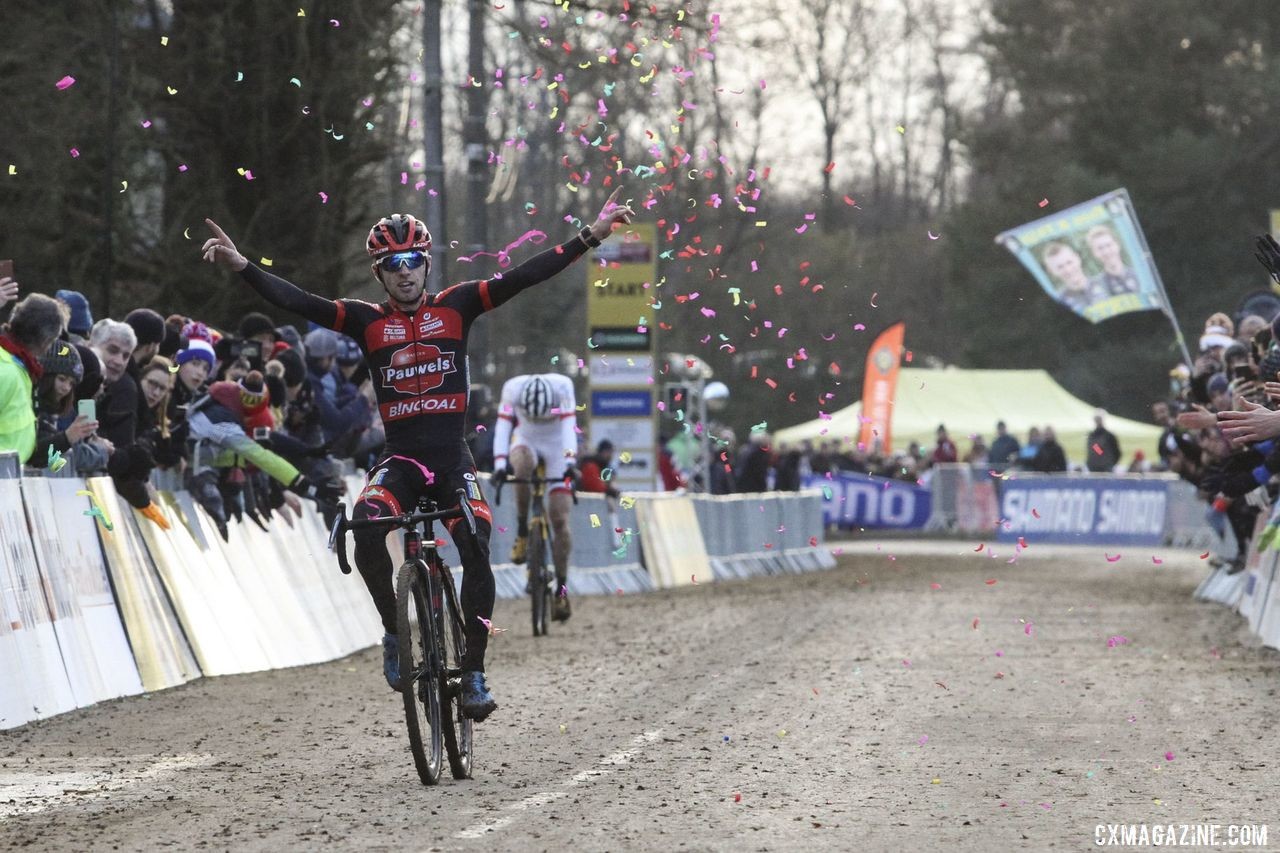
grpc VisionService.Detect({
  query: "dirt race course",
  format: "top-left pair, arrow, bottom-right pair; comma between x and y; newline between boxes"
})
3,540 -> 1280,851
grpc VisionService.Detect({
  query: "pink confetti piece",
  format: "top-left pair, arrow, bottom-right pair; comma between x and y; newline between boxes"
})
55,75 -> 76,90
1105,553 -> 1122,562
927,230 -> 940,240
930,582 -> 941,590
1038,198 -> 1049,207
918,735 -> 929,745
1164,751 -> 1175,761
141,119 -> 152,128
853,323 -> 866,331
974,543 -> 985,552
1023,623 -> 1034,636
971,618 -> 980,630
318,191 -> 329,203
1151,556 -> 1163,564
477,616 -> 507,636
1106,635 -> 1129,648
69,148 -> 80,158
178,164 -> 188,172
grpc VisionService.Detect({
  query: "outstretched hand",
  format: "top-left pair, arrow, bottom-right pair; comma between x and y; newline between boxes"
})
202,218 -> 249,272
1218,397 -> 1280,445
588,187 -> 636,243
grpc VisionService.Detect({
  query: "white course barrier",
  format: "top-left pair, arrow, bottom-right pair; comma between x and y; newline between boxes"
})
4,463 -> 832,730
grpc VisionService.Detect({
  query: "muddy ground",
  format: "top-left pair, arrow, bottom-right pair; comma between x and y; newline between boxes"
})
2,541 -> 1278,851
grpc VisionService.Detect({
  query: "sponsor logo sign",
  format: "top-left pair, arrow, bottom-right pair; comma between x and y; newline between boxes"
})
804,472 -> 931,530
379,342 -> 457,394
995,477 -> 1168,546
591,390 -> 652,417
380,392 -> 467,421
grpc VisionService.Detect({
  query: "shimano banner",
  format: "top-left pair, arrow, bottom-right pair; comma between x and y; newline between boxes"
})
806,472 -> 931,530
996,477 -> 1168,546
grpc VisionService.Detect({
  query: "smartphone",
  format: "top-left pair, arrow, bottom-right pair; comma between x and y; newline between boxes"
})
0,259 -> 12,281
77,398 -> 96,422
252,426 -> 271,440
1232,364 -> 1257,383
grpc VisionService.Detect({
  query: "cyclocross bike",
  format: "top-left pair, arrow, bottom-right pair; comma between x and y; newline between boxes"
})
328,490 -> 475,786
494,460 -> 576,637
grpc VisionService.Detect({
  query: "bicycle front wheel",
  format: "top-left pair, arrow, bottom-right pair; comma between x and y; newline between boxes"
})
396,560 -> 444,786
529,520 -> 550,637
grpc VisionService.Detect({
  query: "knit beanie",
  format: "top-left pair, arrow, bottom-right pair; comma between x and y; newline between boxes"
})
40,340 -> 83,381
272,348 -> 307,388
176,339 -> 217,370
55,290 -> 93,336
124,308 -> 166,347
238,312 -> 277,341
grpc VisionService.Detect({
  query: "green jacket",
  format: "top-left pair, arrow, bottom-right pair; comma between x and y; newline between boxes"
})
0,352 -> 36,463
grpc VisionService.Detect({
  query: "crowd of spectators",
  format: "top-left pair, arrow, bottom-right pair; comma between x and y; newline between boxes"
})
1150,305 -> 1280,573
0,283 -> 376,539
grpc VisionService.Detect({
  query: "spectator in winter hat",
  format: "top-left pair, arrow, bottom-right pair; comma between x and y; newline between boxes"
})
124,308 -> 166,369
238,312 -> 278,347
55,289 -> 94,340
175,339 -> 216,394
1200,312 -> 1236,354
0,294 -> 66,462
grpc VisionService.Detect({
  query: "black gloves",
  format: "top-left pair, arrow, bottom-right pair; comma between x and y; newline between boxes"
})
491,466 -> 512,486
1257,234 -> 1280,283
288,473 -> 343,506
561,464 -> 581,485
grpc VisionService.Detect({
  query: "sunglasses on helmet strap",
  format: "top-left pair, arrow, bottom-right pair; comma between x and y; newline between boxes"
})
378,251 -> 429,272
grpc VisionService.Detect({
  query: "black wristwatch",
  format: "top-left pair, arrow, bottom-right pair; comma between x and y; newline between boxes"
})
578,226 -> 602,249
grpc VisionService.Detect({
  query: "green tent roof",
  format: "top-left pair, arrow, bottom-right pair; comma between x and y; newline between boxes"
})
774,367 -> 1161,465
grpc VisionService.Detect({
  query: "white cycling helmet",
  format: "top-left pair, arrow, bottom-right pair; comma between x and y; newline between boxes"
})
519,376 -> 557,420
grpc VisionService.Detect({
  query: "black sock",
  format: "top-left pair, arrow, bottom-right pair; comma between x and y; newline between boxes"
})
517,518 -> 528,537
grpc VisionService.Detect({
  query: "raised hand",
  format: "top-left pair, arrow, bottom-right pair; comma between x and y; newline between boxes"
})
201,219 -> 249,272
589,187 -> 637,242
0,276 -> 18,309
1218,397 -> 1280,445
1256,234 -> 1280,283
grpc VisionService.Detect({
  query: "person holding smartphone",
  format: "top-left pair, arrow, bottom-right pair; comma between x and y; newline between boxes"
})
0,293 -> 65,463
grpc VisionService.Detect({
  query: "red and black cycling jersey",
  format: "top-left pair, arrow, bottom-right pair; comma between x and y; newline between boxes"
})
238,236 -> 590,467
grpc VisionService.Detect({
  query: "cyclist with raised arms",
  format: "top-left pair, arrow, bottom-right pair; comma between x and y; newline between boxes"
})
201,190 -> 634,721
492,373 -> 579,620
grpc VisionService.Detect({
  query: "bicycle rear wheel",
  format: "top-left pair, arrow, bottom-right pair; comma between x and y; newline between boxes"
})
396,560 -> 444,785
437,563 -> 473,779
529,520 -> 550,636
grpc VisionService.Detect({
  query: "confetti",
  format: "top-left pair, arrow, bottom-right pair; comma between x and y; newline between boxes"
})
1105,553 -> 1121,562
1151,556 -> 1163,565
1038,198 -> 1049,207
589,513 -> 601,528
76,490 -> 114,531
55,75 -> 76,90
733,792 -> 742,803
1164,751 -> 1175,761
1031,508 -> 1041,519
477,616 -> 507,636
260,257 -> 273,267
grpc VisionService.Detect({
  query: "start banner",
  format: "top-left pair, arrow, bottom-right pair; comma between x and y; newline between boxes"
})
996,477 -> 1168,546
806,471 -> 931,530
